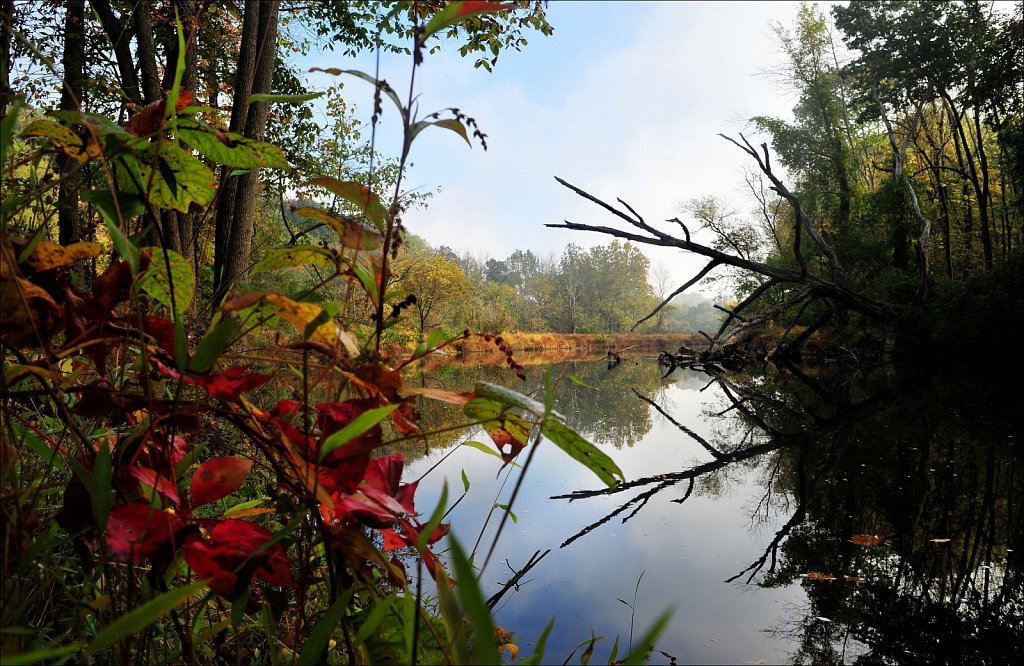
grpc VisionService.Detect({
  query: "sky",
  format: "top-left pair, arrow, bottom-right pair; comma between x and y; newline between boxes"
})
301,1 -> 810,297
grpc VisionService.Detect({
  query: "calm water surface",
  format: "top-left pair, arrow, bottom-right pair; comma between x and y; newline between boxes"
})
395,357 -> 1022,664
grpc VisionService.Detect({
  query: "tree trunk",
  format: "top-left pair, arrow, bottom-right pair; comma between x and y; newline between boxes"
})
57,0 -> 84,246
132,0 -> 161,104
91,0 -> 143,110
211,0 -> 279,309
0,0 -> 14,121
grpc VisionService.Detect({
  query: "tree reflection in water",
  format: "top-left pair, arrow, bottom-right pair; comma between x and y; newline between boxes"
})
553,362 -> 1022,664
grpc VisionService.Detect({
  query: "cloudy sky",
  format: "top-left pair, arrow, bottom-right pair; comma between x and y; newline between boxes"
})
303,1 -> 810,296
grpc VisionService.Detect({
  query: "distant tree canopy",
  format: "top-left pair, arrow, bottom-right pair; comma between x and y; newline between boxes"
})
384,236 -> 718,340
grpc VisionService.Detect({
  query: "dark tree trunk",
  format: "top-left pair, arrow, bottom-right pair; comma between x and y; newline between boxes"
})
0,0 -> 14,121
211,0 -> 279,309
159,1 -> 200,263
132,0 -> 161,104
57,0 -> 85,246
91,0 -> 144,110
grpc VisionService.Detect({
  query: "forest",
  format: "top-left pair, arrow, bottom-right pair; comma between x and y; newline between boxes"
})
0,0 -> 1021,664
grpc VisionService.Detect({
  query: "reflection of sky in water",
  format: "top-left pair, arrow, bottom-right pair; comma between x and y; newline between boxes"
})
404,378 -> 805,664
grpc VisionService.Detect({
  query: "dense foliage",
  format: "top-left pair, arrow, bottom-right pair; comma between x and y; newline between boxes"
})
0,3 -> 666,664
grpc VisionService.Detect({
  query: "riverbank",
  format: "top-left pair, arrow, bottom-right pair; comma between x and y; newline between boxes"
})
453,331 -> 705,356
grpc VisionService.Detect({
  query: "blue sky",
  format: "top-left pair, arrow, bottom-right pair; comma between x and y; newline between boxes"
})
300,1 -> 808,297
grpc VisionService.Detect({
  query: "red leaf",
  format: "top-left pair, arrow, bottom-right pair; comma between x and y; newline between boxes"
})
381,527 -> 406,551
140,316 -> 176,354
183,519 -> 293,597
190,457 -> 252,508
363,453 -> 404,497
194,366 -> 272,401
106,503 -> 186,562
127,466 -> 181,507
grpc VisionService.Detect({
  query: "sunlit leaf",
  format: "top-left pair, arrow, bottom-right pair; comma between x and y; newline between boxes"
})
23,240 -> 105,272
21,117 -> 100,163
251,245 -> 336,274
307,177 -> 387,231
178,121 -> 289,170
265,293 -> 339,346
422,2 -> 516,41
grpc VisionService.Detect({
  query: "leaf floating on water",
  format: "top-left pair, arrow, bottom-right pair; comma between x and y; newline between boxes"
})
850,534 -> 885,547
814,616 -> 832,623
803,572 -> 837,581
930,538 -> 952,543
843,575 -> 866,583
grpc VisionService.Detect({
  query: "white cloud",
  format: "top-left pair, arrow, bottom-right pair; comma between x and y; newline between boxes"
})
311,2 -> 810,296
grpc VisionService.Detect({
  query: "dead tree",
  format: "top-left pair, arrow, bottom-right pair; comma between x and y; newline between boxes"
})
547,134 -> 897,359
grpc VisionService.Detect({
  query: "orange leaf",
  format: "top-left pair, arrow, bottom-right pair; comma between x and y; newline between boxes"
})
803,571 -> 837,581
850,534 -> 885,547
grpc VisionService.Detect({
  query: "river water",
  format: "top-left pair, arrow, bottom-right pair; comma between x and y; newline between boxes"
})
393,356 -> 1022,664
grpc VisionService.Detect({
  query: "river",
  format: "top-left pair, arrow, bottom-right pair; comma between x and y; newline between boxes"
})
390,355 -> 1022,664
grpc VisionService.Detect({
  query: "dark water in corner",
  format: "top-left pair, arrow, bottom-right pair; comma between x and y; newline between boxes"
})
394,357 -> 1023,664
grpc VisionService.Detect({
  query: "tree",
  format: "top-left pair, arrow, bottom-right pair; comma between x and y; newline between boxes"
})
211,0 -> 280,307
394,247 -> 474,337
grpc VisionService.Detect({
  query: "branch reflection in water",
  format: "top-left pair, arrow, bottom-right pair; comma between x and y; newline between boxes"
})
400,354 -> 1022,663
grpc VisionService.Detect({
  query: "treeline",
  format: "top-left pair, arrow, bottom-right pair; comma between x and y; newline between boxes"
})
268,219 -> 723,343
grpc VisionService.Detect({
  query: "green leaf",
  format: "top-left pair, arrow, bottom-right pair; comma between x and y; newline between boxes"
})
135,143 -> 217,213
461,469 -> 470,492
88,581 -> 206,654
306,177 -> 387,231
247,91 -> 324,105
20,117 -> 92,162
291,207 -> 382,250
460,440 -> 503,460
409,117 -> 472,147
1,98 -> 25,167
474,381 -> 551,418
178,124 -> 289,170
1,643 -> 83,665
448,537 -> 500,666
352,593 -> 396,647
319,404 -> 399,460
298,591 -> 352,665
567,374 -> 599,390
137,247 -> 195,315
519,618 -> 555,665
188,316 -> 238,373
251,245 -> 335,274
83,189 -> 139,273
493,503 -> 517,523
541,417 -> 624,488
620,610 -> 672,665
412,327 -> 449,357
164,12 -> 186,120
422,2 -> 514,42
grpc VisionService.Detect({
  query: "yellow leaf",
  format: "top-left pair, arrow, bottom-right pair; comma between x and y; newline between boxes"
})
265,293 -> 338,346
25,240 -> 105,271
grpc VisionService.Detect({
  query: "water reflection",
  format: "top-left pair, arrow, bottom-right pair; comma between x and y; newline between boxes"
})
401,357 -> 1022,664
